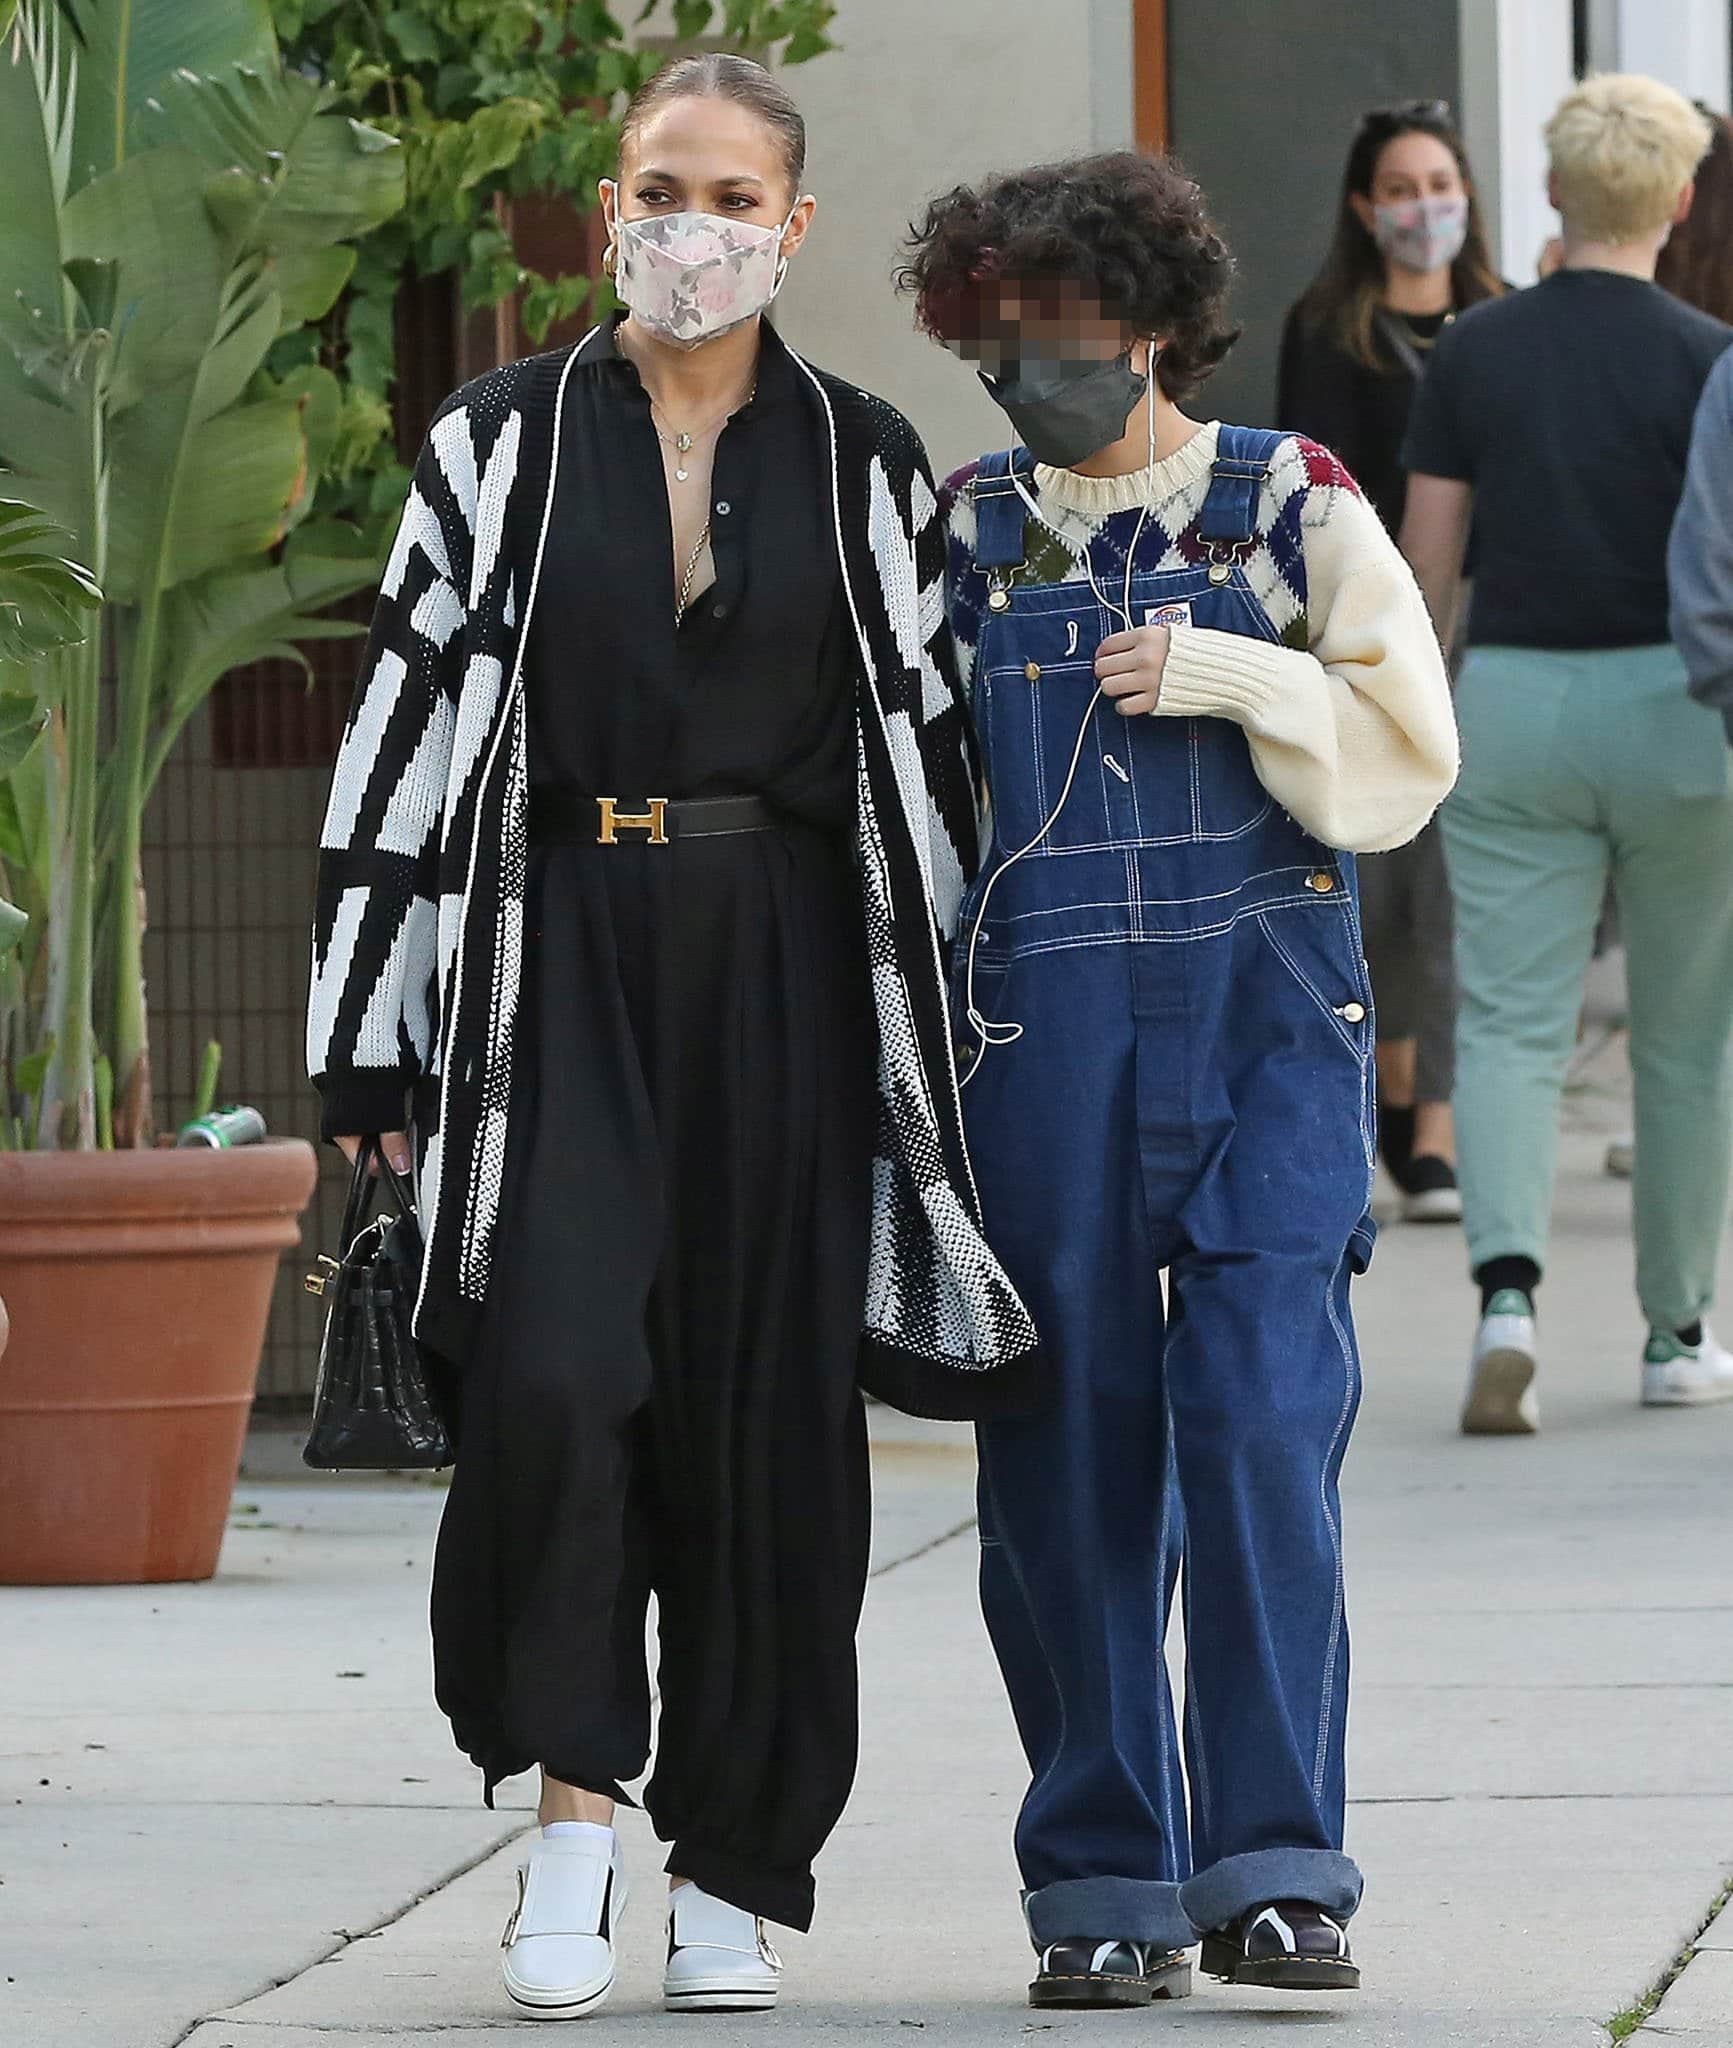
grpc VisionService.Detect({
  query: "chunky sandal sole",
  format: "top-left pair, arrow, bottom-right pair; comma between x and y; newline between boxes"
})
1029,1958 -> 1193,2008
1201,1935 -> 1359,1991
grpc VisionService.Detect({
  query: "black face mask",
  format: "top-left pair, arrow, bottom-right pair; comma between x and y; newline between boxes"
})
980,348 -> 1149,468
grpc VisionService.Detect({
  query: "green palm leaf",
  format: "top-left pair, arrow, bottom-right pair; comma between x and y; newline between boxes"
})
0,0 -> 82,357
140,63 -> 404,259
71,0 -> 275,181
153,519 -> 374,755
0,496 -> 99,661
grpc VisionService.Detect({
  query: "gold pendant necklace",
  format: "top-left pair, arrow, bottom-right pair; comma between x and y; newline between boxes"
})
614,328 -> 757,482
651,378 -> 757,483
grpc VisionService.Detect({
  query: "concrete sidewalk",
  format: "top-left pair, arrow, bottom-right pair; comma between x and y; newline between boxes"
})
7,1032 -> 1733,2045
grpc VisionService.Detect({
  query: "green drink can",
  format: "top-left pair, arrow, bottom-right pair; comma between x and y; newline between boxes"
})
175,1104 -> 268,1148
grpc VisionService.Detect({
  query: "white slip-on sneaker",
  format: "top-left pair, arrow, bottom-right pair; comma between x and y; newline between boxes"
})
501,1829 -> 628,2021
1461,1290 -> 1539,1435
663,1881 -> 782,2013
1642,1325 -> 1733,1408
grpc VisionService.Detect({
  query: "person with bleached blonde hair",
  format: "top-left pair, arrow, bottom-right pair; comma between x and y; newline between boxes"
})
1401,74 -> 1733,1437
1545,72 -> 1715,243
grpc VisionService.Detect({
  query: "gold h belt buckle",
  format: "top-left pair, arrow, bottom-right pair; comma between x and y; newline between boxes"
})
596,796 -> 670,846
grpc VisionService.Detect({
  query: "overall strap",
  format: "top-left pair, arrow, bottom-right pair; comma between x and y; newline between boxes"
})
970,447 -> 1036,571
1197,424 -> 1288,549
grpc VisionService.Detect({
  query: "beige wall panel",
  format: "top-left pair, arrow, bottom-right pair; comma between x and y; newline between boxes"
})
772,0 -> 1113,476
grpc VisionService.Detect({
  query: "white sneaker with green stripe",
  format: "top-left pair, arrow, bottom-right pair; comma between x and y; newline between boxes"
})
1461,1290 -> 1539,1436
1641,1325 -> 1733,1408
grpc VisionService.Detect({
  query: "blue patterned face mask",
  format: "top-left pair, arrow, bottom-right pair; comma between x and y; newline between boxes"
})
980,348 -> 1149,468
611,204 -> 801,351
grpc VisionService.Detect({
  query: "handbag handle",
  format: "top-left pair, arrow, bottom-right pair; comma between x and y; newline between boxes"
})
338,1135 -> 423,1259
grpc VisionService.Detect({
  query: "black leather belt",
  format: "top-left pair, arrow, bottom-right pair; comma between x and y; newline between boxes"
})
529,790 -> 778,846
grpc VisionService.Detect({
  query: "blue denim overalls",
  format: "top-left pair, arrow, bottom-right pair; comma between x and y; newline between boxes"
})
956,427 -> 1374,1952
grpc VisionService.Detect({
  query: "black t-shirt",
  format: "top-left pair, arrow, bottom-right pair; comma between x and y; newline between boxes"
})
1402,269 -> 1733,649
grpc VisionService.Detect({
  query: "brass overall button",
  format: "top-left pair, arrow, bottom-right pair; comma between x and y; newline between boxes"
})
1307,871 -> 1336,893
1025,661 -> 1041,681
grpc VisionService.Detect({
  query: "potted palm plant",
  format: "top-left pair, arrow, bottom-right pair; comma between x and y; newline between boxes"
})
0,0 -> 405,1583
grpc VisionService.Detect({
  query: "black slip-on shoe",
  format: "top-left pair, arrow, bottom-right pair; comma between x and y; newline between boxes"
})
1397,1152 -> 1462,1224
1029,1938 -> 1193,2008
1201,1901 -> 1359,1991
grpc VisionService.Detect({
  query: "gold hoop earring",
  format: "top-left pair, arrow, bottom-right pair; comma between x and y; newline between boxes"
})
602,240 -> 618,277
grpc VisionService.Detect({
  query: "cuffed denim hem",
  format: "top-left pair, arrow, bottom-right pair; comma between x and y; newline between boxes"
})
1179,1849 -> 1363,1934
1023,1877 -> 1194,1951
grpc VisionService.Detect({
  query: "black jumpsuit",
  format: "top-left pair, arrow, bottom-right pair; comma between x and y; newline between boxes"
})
430,320 -> 877,1933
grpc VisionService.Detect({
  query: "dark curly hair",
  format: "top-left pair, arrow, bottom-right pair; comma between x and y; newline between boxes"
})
897,151 -> 1239,402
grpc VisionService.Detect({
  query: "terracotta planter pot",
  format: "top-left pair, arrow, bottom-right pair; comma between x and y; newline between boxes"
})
0,1140 -> 318,1584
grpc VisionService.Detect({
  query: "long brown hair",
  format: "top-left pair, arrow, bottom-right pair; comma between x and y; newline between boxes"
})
1656,109 -> 1733,323
1296,100 -> 1503,370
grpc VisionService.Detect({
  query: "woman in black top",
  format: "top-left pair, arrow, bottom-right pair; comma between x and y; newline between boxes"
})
326,53 -> 943,2022
1279,100 -> 1502,1219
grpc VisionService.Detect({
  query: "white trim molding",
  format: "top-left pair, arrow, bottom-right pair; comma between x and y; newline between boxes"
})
1598,0 -> 1731,111
1460,0 -> 1577,283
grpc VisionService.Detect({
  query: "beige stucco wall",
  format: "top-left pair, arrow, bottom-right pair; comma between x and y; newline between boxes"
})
772,0 -> 1134,476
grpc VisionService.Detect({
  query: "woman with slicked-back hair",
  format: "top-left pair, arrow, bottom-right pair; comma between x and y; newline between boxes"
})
307,51 -> 1038,2019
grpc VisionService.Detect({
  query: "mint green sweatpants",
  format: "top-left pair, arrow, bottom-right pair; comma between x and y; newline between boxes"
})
1441,644 -> 1733,1331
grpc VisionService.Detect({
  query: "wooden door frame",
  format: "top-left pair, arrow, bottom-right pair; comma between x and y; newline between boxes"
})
1134,0 -> 1170,153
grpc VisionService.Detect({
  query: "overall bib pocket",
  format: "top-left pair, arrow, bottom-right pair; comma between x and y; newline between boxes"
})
975,573 -> 1279,855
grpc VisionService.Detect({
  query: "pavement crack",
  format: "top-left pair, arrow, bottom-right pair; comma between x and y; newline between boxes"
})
1605,1872 -> 1733,2039
869,1515 -> 977,1580
167,1822 -> 524,2047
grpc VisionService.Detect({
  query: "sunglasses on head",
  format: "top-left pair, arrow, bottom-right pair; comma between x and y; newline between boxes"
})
1358,98 -> 1453,135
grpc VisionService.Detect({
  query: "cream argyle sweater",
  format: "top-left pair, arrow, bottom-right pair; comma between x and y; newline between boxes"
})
946,422 -> 1459,853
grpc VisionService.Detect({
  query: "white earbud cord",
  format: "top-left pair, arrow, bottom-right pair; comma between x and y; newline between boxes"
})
961,352 -> 1159,1079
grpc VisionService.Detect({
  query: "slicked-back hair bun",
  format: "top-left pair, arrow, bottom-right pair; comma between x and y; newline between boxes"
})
619,52 -> 806,197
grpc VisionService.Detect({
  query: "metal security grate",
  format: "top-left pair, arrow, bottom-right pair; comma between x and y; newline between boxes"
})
141,699 -> 339,1402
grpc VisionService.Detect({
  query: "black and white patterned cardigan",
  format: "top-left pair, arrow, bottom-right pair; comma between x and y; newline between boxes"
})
306,331 -> 1043,1419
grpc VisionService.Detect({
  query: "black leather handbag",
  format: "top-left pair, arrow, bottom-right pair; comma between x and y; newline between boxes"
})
302,1137 -> 453,1470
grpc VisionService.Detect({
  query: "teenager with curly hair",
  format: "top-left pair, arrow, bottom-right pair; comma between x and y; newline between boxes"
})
902,151 -> 1456,2007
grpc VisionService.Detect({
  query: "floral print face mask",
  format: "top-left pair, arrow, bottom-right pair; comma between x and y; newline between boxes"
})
1370,194 -> 1469,276
611,205 -> 801,350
